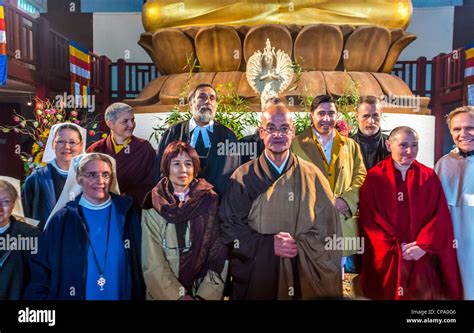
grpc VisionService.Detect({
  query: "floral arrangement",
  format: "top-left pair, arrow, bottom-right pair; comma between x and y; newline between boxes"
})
0,97 -> 101,176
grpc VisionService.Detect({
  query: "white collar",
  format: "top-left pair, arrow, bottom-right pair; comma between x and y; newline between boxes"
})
189,118 -> 214,148
50,159 -> 69,176
312,128 -> 336,145
0,223 -> 10,233
189,117 -> 214,132
79,195 -> 112,210
174,187 -> 190,202
264,150 -> 290,175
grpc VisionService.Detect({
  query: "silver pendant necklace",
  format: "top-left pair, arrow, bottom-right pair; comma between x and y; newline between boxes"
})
82,205 -> 112,291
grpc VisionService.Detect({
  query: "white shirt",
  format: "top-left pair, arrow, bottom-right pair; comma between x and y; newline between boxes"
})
313,128 -> 336,164
264,151 -> 290,175
189,118 -> 214,148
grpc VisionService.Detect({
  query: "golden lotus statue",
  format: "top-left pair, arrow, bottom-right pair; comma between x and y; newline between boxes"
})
128,0 -> 429,114
142,0 -> 412,31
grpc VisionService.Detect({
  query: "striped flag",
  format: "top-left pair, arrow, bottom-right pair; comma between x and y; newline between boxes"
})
0,1 -> 7,86
465,41 -> 474,78
69,41 -> 90,106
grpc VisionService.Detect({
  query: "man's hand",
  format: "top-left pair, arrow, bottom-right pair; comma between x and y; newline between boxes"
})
274,232 -> 298,258
402,241 -> 426,261
335,197 -> 350,214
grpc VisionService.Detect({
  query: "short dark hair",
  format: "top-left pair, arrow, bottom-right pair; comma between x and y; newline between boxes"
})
160,141 -> 200,178
188,83 -> 218,103
357,96 -> 380,110
310,95 -> 337,112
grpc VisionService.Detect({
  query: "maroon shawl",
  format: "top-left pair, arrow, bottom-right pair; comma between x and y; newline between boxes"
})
152,178 -> 228,290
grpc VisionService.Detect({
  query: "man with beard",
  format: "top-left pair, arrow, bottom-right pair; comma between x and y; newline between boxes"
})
346,95 -> 390,274
291,95 -> 366,266
155,84 -> 240,198
220,103 -> 342,300
359,126 -> 462,300
351,96 -> 389,170
435,106 -> 474,299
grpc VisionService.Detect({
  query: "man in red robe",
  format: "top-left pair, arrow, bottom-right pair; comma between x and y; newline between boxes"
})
87,103 -> 156,210
359,126 -> 463,300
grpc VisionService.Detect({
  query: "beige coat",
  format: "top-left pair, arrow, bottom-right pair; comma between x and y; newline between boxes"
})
141,208 -> 228,300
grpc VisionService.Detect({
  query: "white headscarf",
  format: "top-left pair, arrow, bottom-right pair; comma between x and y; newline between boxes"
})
42,122 -> 87,163
0,176 -> 40,226
45,153 -> 121,228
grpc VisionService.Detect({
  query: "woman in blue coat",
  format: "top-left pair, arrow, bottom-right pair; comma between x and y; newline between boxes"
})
25,153 -> 145,300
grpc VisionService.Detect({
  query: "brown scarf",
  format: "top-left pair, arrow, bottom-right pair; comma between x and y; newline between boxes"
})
152,177 -> 228,291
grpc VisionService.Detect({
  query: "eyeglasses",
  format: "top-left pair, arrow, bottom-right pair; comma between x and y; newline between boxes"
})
54,140 -> 81,147
81,172 -> 112,181
162,222 -> 192,251
0,199 -> 13,207
261,126 -> 293,135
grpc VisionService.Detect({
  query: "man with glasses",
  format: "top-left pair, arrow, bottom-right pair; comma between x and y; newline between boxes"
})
220,103 -> 342,300
291,95 -> 366,273
155,83 -> 240,198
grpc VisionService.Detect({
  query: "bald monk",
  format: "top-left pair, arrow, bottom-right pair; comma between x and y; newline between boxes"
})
220,103 -> 342,300
359,126 -> 463,300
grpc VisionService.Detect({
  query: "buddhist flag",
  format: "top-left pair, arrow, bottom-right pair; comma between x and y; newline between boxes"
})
0,1 -> 7,86
69,41 -> 90,105
465,41 -> 474,78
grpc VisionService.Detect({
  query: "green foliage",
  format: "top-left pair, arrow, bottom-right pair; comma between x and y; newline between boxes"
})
150,82 -> 258,143
150,58 -> 361,142
336,77 -> 360,136
293,111 -> 312,135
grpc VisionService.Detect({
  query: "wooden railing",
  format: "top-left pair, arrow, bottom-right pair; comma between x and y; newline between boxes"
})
391,57 -> 432,97
111,60 -> 160,100
4,4 -> 38,66
47,29 -> 69,79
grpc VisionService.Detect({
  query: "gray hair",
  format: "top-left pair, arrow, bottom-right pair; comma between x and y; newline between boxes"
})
104,102 -> 133,123
77,153 -> 114,179
0,179 -> 18,203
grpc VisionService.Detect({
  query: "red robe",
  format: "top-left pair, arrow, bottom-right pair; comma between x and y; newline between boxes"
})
359,157 -> 463,300
87,135 -> 156,210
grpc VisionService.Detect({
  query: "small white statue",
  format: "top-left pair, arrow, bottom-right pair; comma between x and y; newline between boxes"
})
246,38 -> 294,110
